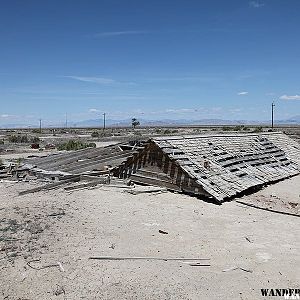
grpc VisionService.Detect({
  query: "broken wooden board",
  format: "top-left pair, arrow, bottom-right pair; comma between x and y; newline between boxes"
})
19,175 -> 81,195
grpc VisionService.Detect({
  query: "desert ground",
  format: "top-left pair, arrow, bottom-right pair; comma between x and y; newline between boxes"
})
0,174 -> 299,300
0,126 -> 300,300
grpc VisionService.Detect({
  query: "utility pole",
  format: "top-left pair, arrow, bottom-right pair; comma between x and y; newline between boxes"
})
65,113 -> 68,129
39,118 -> 42,134
103,112 -> 106,131
271,102 -> 275,129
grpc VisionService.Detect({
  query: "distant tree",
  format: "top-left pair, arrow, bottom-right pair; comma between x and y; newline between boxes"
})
131,118 -> 140,129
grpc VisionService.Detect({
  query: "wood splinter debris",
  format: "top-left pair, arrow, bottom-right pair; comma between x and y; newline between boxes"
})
26,259 -> 65,272
222,266 -> 253,273
89,256 -> 210,262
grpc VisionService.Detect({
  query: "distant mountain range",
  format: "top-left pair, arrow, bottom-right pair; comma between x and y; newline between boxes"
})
278,115 -> 300,124
1,115 -> 300,129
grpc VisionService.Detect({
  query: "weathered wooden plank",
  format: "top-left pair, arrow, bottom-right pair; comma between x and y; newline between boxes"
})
19,175 -> 81,195
129,174 -> 181,192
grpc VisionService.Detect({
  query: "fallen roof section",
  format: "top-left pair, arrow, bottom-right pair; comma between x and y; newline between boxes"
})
117,132 -> 300,202
25,143 -> 138,176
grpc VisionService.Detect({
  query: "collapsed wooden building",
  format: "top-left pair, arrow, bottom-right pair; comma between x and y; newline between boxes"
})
116,132 -> 300,202
22,132 -> 300,203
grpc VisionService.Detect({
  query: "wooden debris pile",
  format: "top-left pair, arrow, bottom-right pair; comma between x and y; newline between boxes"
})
0,163 -> 33,181
24,142 -> 142,177
18,173 -> 113,195
0,142 -> 149,195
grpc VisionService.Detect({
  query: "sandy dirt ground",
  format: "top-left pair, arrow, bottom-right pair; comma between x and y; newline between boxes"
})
0,176 -> 299,300
0,150 -> 59,161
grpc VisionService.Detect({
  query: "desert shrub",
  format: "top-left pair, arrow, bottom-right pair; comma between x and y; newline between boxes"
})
57,140 -> 95,151
172,129 -> 178,133
88,143 -> 96,148
8,135 -> 18,143
163,129 -> 171,135
253,126 -> 263,133
21,135 -> 28,143
9,135 -> 40,143
91,131 -> 99,138
30,136 -> 40,143
32,129 -> 40,134
0,158 -> 3,166
222,126 -> 231,131
8,135 -> 29,143
233,125 -> 242,131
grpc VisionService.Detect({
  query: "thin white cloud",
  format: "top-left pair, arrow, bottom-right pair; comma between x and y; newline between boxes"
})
63,76 -> 137,86
280,94 -> 300,100
89,108 -> 101,113
165,108 -> 197,113
146,76 -> 220,83
94,31 -> 148,38
249,1 -> 265,8
238,91 -> 248,95
64,76 -> 116,85
0,114 -> 16,119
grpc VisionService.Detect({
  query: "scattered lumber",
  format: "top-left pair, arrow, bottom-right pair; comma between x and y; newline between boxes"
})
81,170 -> 110,176
19,175 -> 80,195
80,174 -> 110,182
48,210 -> 65,217
64,177 -> 108,191
89,256 -> 210,261
105,184 -> 132,189
222,266 -> 253,273
126,186 -> 167,195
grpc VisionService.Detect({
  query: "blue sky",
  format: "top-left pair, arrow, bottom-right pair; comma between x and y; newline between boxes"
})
0,0 -> 300,125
